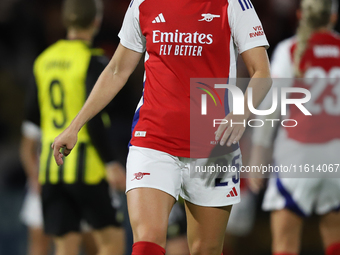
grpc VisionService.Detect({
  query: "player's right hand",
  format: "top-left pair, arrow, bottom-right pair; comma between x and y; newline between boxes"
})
215,112 -> 248,147
52,128 -> 78,166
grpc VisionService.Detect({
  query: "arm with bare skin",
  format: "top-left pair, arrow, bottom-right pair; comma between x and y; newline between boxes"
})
215,46 -> 272,146
52,44 -> 142,166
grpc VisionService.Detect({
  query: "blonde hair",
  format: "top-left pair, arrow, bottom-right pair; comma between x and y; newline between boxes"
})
294,0 -> 333,76
62,0 -> 103,29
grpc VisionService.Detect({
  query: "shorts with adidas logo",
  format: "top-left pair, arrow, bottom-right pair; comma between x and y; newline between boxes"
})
126,146 -> 241,207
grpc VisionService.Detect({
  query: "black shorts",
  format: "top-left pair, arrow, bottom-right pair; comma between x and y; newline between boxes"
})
42,180 -> 121,237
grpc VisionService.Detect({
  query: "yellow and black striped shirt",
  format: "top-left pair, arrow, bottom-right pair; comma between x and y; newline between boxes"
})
25,40 -> 114,185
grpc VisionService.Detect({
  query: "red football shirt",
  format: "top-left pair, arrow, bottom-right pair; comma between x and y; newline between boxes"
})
119,0 -> 269,157
279,32 -> 340,143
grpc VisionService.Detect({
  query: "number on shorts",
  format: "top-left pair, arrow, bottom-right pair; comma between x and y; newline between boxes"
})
214,154 -> 241,186
232,154 -> 241,184
215,157 -> 229,186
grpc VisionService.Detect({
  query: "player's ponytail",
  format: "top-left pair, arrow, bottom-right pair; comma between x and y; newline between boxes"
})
294,0 -> 333,76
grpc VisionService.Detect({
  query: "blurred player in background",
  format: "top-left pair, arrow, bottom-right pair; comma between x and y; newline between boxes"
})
249,0 -> 340,254
20,126 -> 122,255
22,0 -> 126,254
165,200 -> 189,255
20,128 -> 51,255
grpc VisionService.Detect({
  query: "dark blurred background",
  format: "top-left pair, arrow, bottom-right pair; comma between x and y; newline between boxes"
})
0,0 -> 339,254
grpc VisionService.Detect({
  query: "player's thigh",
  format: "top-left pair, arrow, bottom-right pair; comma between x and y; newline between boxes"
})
127,188 -> 175,247
166,201 -> 189,255
180,152 -> 240,254
92,226 -> 125,255
27,227 -> 52,255
271,209 -> 303,254
319,211 -> 340,248
317,179 -> 340,247
54,232 -> 82,255
316,178 -> 340,215
126,146 -> 182,246
81,232 -> 97,255
185,201 -> 232,255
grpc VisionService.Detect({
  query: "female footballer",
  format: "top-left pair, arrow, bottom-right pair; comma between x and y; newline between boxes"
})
52,0 -> 271,254
249,0 -> 340,254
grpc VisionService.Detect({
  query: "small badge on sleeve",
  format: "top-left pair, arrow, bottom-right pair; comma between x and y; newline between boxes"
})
134,131 -> 146,137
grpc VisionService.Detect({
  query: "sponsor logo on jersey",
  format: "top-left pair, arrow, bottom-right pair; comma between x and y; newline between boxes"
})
152,13 -> 166,23
153,30 -> 213,44
153,30 -> 213,57
226,187 -> 238,197
131,172 -> 150,181
135,131 -> 147,137
249,26 -> 264,38
238,0 -> 253,11
199,13 -> 220,22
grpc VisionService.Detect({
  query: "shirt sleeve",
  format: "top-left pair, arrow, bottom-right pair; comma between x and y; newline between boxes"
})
86,55 -> 116,164
118,0 -> 146,53
228,0 -> 269,54
22,121 -> 41,140
270,37 -> 295,78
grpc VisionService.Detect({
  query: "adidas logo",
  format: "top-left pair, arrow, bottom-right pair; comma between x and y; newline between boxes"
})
135,131 -> 146,137
152,13 -> 166,23
226,187 -> 238,198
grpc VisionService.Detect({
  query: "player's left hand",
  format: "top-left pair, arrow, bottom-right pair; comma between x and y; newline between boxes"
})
52,126 -> 78,166
215,112 -> 248,146
106,161 -> 126,192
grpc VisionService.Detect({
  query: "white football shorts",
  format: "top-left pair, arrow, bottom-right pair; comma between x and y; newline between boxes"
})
262,177 -> 340,217
126,146 -> 241,207
20,189 -> 43,228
